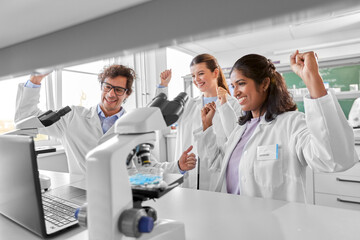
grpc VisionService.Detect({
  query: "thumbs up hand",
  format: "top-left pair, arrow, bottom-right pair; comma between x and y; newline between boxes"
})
178,145 -> 197,171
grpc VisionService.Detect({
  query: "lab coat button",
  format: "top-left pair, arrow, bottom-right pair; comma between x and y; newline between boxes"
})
244,151 -> 247,155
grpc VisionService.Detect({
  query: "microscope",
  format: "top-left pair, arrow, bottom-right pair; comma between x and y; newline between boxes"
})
7,106 -> 71,137
84,92 -> 188,240
5,106 -> 72,190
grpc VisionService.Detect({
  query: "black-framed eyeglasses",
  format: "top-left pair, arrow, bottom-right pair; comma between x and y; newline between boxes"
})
101,82 -> 128,96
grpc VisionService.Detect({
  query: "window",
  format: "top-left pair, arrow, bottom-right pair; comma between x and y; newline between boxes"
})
166,48 -> 194,99
0,75 -> 46,135
62,60 -> 104,108
62,71 -> 100,108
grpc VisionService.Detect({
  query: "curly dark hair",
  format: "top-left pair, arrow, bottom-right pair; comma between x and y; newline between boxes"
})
190,53 -> 230,95
230,54 -> 297,125
98,64 -> 136,95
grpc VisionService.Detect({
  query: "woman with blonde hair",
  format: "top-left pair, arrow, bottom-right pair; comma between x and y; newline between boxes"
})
157,53 -> 241,190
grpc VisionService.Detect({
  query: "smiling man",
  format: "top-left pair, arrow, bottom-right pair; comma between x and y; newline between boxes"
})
14,65 -> 196,176
97,65 -> 135,133
14,65 -> 136,175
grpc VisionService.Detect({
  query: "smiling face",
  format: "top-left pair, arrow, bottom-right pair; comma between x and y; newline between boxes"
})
230,69 -> 268,118
100,76 -> 129,117
190,62 -> 219,97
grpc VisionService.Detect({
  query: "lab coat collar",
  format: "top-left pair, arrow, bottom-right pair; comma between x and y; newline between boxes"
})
194,95 -> 203,104
199,93 -> 236,107
86,105 -> 99,119
97,105 -> 128,143
254,112 -> 275,125
96,104 -> 125,119
198,94 -> 224,106
85,104 -> 126,119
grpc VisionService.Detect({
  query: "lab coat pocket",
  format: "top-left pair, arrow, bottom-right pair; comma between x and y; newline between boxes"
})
254,145 -> 283,188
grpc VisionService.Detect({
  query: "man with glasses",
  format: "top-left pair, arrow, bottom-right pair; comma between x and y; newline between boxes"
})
97,65 -> 134,134
15,64 -> 197,176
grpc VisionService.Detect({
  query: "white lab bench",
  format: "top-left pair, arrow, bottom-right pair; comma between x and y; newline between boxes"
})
1,171 -> 360,240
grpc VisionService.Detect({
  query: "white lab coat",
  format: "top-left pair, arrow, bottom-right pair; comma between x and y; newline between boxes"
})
156,87 -> 242,190
348,97 -> 360,127
15,83 -> 180,176
194,90 -> 358,202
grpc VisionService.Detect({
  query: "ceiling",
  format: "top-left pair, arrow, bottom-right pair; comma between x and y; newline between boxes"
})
171,3 -> 360,69
0,0 -> 150,49
2,0 -> 360,72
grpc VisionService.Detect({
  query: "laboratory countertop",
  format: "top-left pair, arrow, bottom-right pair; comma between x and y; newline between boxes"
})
1,171 -> 360,240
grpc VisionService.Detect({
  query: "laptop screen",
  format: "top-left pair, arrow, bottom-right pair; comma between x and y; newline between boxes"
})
0,135 -> 46,237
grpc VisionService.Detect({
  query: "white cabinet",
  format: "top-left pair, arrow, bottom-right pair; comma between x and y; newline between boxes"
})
37,146 -> 69,173
313,162 -> 360,210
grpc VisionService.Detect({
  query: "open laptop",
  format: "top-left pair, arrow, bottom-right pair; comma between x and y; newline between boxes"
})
0,135 -> 86,237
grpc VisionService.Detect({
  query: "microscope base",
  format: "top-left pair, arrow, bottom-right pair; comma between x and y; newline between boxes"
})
138,219 -> 185,240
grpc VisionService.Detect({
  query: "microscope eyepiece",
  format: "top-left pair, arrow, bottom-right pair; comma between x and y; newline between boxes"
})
57,106 -> 71,117
146,93 -> 167,109
147,92 -> 189,126
173,92 -> 189,106
38,106 -> 72,127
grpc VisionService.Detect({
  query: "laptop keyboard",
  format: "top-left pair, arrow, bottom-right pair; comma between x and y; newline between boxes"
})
42,194 -> 78,227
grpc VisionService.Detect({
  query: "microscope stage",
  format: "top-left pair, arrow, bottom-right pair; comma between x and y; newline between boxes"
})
132,173 -> 183,200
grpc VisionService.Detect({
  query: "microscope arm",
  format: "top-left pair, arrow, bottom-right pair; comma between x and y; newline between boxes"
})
4,115 -> 43,137
4,128 -> 39,137
85,93 -> 188,240
11,106 -> 72,135
86,132 -> 158,239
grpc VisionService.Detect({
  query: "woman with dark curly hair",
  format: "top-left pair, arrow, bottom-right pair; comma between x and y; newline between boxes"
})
195,51 -> 357,202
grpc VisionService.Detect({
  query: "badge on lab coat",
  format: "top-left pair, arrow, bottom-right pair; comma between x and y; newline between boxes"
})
257,144 -> 278,161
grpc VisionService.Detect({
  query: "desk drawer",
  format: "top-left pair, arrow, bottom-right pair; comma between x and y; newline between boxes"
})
314,162 -> 360,197
314,173 -> 360,197
315,193 -> 360,211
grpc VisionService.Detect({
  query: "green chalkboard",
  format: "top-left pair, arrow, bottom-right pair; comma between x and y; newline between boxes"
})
282,64 -> 360,118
